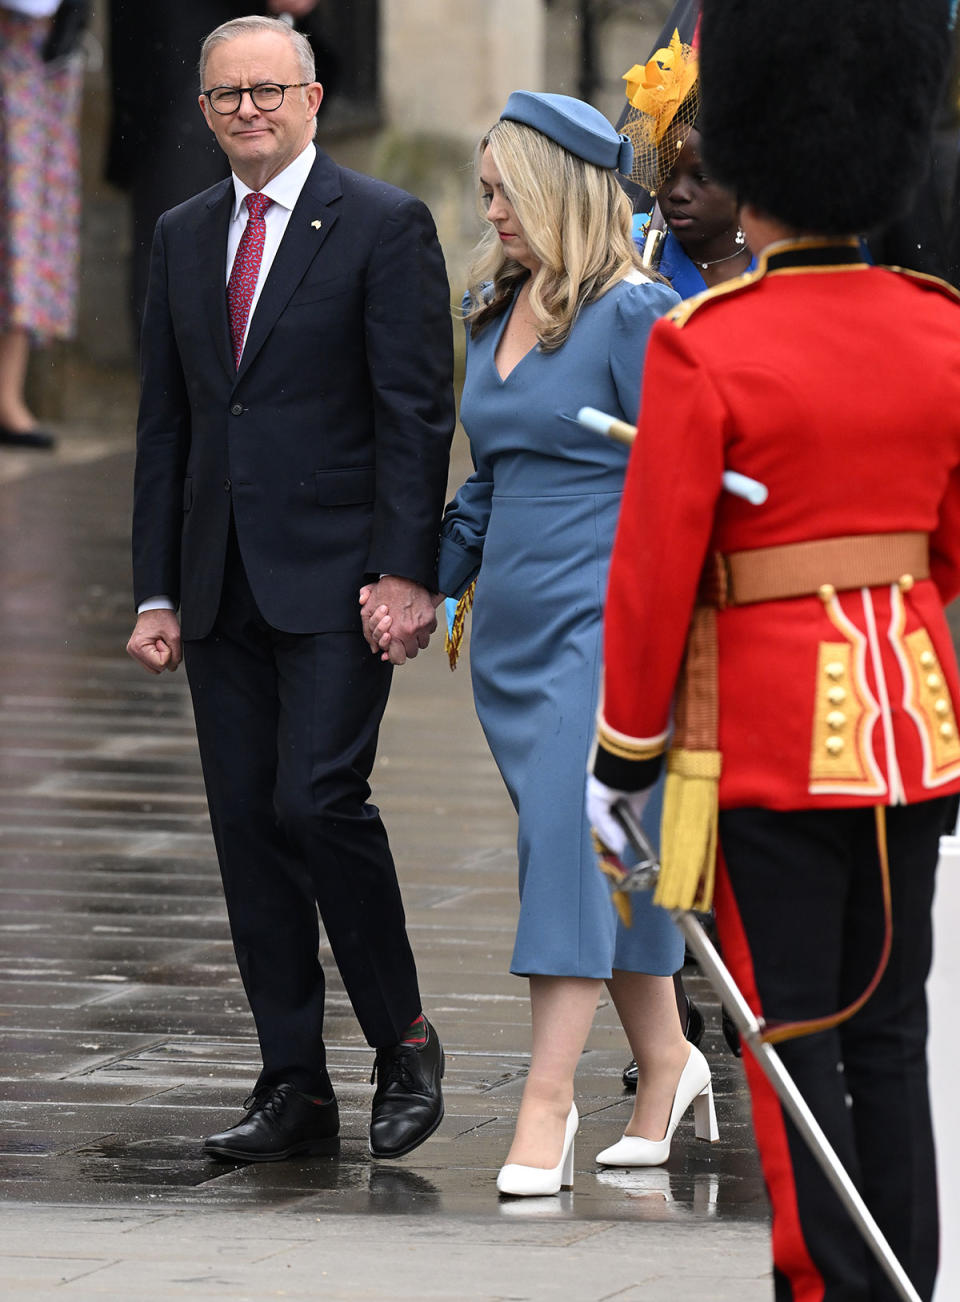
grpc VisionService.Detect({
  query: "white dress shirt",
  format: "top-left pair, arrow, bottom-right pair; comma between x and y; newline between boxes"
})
138,143 -> 317,615
226,141 -> 317,358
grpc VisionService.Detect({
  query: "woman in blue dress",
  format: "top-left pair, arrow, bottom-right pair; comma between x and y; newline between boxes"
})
620,30 -> 752,301
633,125 -> 754,296
373,93 -> 718,1197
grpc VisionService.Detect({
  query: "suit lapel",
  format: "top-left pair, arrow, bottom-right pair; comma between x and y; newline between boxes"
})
192,180 -> 235,383
236,153 -> 343,382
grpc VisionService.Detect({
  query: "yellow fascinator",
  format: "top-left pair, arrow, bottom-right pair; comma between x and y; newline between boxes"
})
620,29 -> 701,194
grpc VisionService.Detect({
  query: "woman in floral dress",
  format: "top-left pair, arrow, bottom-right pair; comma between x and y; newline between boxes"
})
0,1 -> 83,449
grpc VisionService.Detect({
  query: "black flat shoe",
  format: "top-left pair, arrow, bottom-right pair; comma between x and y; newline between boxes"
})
369,1015 -> 444,1159
203,1082 -> 340,1162
622,996 -> 706,1090
0,425 -> 55,449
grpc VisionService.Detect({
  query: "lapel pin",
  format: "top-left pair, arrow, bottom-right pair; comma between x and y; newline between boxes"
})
311,219 -> 322,229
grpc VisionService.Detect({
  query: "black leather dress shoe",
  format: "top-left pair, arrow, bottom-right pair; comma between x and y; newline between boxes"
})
622,997 -> 706,1090
203,1083 -> 340,1162
369,1016 -> 444,1159
0,425 -> 55,449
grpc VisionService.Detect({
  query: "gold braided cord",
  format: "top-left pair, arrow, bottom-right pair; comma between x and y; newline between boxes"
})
445,580 -> 476,671
652,602 -> 720,911
621,30 -> 700,194
654,747 -> 721,912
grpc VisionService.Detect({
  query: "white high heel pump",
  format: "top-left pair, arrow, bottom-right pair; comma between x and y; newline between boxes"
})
595,1045 -> 718,1167
496,1103 -> 578,1196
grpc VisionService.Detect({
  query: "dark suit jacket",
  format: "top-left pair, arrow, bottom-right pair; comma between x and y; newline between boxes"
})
132,149 -> 455,639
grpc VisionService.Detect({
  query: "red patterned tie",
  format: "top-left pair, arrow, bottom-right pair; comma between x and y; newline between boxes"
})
227,192 -> 272,368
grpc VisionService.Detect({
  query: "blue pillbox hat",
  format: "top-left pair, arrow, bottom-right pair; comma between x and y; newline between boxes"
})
500,90 -> 634,176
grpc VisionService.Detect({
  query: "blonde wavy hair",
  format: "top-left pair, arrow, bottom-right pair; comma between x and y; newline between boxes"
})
465,119 -> 648,350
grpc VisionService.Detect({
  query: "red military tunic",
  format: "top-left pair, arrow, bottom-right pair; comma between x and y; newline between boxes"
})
595,238 -> 960,813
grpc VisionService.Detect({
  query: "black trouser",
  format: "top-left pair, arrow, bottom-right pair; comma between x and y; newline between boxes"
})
715,799 -> 954,1302
183,527 -> 421,1096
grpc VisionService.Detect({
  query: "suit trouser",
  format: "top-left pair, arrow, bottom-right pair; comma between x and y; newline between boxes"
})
715,798 -> 954,1302
182,527 -> 421,1096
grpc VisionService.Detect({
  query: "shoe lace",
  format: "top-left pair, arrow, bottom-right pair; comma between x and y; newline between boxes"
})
370,1046 -> 418,1091
242,1084 -> 291,1117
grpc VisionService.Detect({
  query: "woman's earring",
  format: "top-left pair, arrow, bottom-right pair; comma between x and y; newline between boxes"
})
735,227 -> 746,246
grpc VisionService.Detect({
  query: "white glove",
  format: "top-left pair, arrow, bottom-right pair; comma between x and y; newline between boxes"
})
586,775 -> 651,858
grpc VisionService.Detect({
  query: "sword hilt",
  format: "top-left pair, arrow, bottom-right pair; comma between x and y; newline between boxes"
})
611,798 -> 661,892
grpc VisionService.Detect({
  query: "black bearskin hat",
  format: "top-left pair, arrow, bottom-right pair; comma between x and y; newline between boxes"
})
698,0 -> 951,234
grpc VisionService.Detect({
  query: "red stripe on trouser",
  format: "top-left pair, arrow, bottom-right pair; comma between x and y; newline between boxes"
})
713,852 -> 825,1302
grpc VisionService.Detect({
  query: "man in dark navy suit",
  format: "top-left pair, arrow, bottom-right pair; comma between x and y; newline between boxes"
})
107,0 -> 333,333
126,14 -> 454,1164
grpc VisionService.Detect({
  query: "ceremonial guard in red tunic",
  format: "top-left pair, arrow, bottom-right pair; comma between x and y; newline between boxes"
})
588,2 -> 960,1299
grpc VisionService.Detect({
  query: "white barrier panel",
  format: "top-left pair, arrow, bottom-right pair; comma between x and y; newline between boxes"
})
932,826 -> 960,1302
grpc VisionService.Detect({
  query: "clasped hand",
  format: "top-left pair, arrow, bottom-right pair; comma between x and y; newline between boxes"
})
359,576 -> 443,664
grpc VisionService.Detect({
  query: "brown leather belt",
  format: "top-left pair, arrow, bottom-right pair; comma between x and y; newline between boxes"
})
701,531 -> 929,609
657,529 -> 930,914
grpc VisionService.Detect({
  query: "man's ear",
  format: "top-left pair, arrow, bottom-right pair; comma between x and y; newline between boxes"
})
198,95 -> 216,132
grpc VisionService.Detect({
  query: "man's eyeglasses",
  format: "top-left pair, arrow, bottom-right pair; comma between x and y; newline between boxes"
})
202,82 -> 311,114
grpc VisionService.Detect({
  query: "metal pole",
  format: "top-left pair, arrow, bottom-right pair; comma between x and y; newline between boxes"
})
613,802 -> 922,1302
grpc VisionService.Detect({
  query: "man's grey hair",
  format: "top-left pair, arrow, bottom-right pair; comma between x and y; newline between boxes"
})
199,15 -> 316,90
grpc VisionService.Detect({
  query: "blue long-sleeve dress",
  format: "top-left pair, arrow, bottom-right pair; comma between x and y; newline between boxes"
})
437,272 -> 685,978
631,215 -> 757,300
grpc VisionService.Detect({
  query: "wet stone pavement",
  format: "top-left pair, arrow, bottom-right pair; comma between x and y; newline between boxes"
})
0,396 -> 771,1300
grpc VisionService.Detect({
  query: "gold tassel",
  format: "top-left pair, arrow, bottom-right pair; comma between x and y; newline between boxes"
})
445,580 -> 476,670
654,748 -> 722,911
592,830 -> 634,926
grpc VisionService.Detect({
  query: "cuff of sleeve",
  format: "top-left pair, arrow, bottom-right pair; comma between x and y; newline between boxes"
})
363,565 -> 434,589
137,596 -> 176,613
592,743 -> 663,792
437,536 -> 480,601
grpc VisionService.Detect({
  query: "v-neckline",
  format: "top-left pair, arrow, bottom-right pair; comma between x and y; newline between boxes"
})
493,283 -> 539,384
